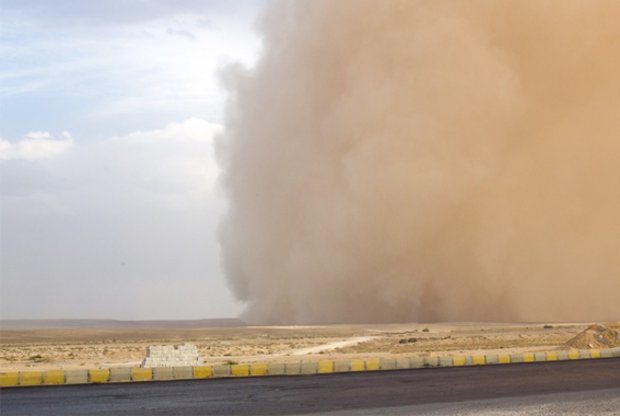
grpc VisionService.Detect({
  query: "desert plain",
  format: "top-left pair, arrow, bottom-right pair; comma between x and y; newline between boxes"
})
2,319 -> 619,372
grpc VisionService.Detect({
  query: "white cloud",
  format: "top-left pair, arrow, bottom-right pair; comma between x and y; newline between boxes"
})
118,117 -> 221,143
1,118 -> 223,213
0,131 -> 73,161
101,118 -> 224,208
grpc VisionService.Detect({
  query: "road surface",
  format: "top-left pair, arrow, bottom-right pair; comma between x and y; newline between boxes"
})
2,358 -> 619,415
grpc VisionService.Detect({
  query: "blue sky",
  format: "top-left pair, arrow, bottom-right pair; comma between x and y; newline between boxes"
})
0,0 -> 264,319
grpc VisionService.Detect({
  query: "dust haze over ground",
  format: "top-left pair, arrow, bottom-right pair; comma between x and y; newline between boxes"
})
217,0 -> 620,324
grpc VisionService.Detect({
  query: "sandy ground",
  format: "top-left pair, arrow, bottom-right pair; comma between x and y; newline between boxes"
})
1,321 -> 618,371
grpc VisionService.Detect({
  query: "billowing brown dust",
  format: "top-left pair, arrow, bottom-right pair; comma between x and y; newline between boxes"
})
217,1 -> 620,324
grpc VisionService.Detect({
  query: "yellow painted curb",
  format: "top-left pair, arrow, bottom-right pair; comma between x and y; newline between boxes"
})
20,371 -> 43,385
365,358 -> 380,371
498,354 -> 511,364
472,355 -> 485,365
318,360 -> 334,373
131,368 -> 152,381
192,366 -> 212,379
351,359 -> 365,371
0,372 -> 19,387
452,356 -> 466,366
231,364 -> 249,376
4,345 -> 619,388
89,369 -> 110,383
250,363 -> 268,376
43,370 -> 65,385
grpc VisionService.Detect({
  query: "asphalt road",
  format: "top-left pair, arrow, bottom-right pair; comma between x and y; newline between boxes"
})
2,358 -> 620,415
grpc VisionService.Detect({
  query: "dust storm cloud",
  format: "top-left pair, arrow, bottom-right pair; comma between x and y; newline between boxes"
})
217,1 -> 620,324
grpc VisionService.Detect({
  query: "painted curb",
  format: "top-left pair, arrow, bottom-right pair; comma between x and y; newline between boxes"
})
2,346 -> 619,388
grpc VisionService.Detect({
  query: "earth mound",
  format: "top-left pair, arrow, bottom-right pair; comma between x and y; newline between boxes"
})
564,324 -> 620,349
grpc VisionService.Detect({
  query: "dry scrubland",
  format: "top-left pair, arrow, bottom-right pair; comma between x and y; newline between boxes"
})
1,322 -> 619,371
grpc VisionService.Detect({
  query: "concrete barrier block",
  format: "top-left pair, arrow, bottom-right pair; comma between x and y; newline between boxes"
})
351,359 -> 365,371
498,354 -> 511,364
408,357 -> 423,368
365,358 -> 380,371
65,370 -> 88,384
590,349 -> 601,359
267,363 -> 285,375
380,358 -> 396,370
579,350 -> 590,359
231,364 -> 249,377
173,367 -> 192,380
212,365 -> 231,377
334,360 -> 350,372
285,362 -> 301,375
600,348 -> 618,358
567,350 -> 580,360
89,369 -> 109,383
534,352 -> 546,362
395,357 -> 410,369
546,351 -> 558,361
608,347 -> 620,357
424,356 -> 439,367
318,360 -> 334,373
472,355 -> 485,365
43,370 -> 65,385
250,363 -> 268,376
130,368 -> 152,382
141,345 -> 203,368
452,356 -> 467,366
20,371 -> 43,386
110,368 -> 131,382
555,351 -> 569,360
523,352 -> 535,363
485,355 -> 498,365
510,353 -> 524,363
0,371 -> 19,387
300,361 -> 318,375
192,366 -> 212,379
153,367 -> 174,380
438,356 -> 452,367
